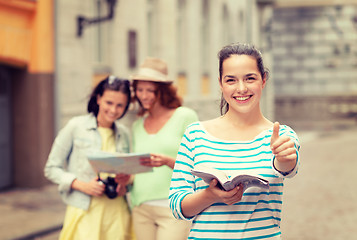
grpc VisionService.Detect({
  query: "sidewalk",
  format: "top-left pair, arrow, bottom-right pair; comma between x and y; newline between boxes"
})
0,184 -> 65,240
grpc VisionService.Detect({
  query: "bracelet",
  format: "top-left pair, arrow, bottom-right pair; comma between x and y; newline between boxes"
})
272,156 -> 295,176
278,169 -> 294,176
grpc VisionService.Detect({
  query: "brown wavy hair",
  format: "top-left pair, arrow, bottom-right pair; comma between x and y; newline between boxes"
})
132,80 -> 182,116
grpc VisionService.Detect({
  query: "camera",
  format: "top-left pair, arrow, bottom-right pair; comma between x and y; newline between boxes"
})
98,176 -> 118,199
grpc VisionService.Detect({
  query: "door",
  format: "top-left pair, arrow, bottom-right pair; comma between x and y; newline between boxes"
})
0,65 -> 12,189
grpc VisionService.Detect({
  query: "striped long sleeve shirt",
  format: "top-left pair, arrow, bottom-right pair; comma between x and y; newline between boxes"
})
169,122 -> 300,240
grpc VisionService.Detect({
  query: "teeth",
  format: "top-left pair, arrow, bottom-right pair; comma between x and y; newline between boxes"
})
235,96 -> 250,101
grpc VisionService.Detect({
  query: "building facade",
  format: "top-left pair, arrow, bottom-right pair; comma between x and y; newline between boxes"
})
1,0 -> 276,188
0,0 -> 55,188
3,0 -> 356,189
55,0 -> 275,128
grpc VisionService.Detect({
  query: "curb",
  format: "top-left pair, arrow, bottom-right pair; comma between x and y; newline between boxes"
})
12,224 -> 62,240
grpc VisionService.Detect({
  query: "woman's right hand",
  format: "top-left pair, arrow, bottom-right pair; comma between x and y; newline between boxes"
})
206,179 -> 244,205
71,177 -> 105,197
181,179 -> 244,218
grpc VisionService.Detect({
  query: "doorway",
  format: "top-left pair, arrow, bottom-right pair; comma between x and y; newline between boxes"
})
0,65 -> 12,189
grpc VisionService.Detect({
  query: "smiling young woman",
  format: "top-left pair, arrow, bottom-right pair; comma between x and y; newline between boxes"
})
169,43 -> 300,240
44,76 -> 134,240
96,89 -> 129,128
220,54 -> 267,117
129,57 -> 199,240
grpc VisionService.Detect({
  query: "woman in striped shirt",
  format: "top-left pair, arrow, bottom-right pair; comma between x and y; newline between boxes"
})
169,43 -> 300,239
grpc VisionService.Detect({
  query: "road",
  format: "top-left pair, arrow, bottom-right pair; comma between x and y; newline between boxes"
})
281,128 -> 357,240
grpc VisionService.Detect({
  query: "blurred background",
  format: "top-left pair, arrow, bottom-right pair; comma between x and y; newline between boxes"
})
0,0 -> 356,239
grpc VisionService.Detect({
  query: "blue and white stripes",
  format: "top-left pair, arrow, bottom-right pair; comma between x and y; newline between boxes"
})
169,122 -> 300,240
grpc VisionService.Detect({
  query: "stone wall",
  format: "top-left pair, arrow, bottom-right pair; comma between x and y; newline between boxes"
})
270,5 -> 357,129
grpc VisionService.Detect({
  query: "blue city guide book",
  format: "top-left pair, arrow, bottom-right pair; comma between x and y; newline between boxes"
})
191,164 -> 269,191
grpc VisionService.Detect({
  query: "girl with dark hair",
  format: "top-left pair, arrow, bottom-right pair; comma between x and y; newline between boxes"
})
44,76 -> 134,240
87,76 -> 131,118
129,57 -> 198,240
170,43 -> 300,239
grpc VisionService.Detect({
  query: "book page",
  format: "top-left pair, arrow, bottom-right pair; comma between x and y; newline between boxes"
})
224,174 -> 269,191
191,164 -> 228,187
191,164 -> 269,191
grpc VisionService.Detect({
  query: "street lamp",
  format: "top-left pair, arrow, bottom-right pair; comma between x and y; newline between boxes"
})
77,0 -> 118,37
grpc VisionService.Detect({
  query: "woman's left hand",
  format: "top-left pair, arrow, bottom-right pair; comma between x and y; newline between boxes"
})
270,122 -> 297,172
140,153 -> 175,168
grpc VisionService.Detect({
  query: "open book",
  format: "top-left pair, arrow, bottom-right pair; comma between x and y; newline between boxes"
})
86,150 -> 153,175
191,164 -> 269,191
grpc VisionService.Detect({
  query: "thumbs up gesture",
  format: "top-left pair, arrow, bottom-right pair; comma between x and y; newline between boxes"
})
270,122 -> 297,174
